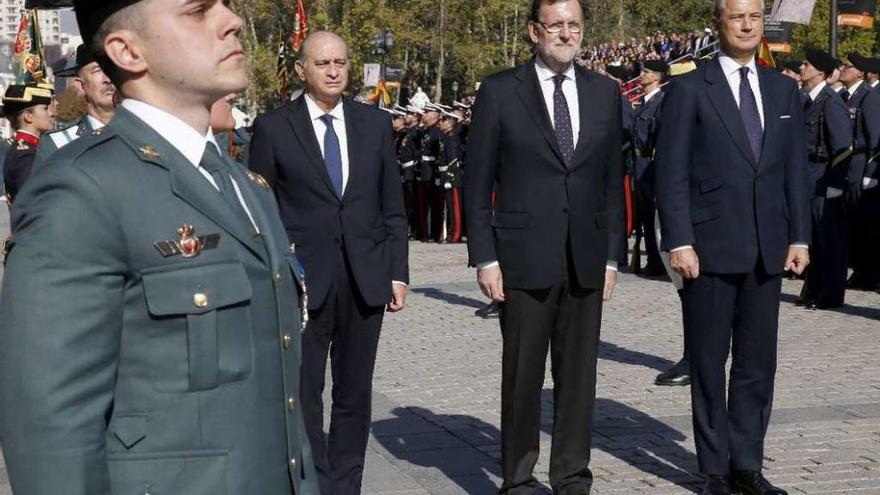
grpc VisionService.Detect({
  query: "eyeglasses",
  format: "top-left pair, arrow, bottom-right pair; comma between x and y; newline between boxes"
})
535,21 -> 583,34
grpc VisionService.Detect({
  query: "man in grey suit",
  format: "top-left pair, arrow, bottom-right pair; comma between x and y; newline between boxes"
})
0,1 -> 318,494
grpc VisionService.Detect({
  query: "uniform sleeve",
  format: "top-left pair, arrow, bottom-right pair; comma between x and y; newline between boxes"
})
0,163 -> 127,494
862,90 -> 880,180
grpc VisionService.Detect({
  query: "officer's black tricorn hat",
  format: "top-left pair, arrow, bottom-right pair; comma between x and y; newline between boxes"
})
55,44 -> 95,77
804,48 -> 838,75
604,65 -> 629,82
1,84 -> 54,117
642,60 -> 669,73
782,60 -> 801,73
74,0 -> 143,51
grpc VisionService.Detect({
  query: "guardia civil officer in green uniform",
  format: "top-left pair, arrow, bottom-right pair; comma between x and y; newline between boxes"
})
0,0 -> 319,494
34,43 -> 116,167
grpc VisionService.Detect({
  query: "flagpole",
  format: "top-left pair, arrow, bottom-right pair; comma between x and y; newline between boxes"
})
829,0 -> 838,57
31,8 -> 46,83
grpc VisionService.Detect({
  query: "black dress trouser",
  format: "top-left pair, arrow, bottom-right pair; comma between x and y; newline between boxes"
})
685,263 -> 782,475
301,244 -> 385,495
499,244 -> 603,495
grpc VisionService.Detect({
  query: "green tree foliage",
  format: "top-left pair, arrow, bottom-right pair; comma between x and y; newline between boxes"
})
232,0 -> 880,111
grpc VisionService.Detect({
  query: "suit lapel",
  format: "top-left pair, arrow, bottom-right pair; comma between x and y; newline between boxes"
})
342,99 -> 362,201
704,58 -> 758,170
569,68 -> 597,170
110,107 -> 268,264
286,96 -> 340,199
757,66 -> 780,170
513,60 -> 566,167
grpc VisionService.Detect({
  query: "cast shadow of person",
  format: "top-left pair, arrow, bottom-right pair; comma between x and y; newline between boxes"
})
411,287 -> 488,310
372,398 -> 701,494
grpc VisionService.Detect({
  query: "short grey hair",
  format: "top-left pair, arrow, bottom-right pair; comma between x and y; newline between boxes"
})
713,0 -> 766,19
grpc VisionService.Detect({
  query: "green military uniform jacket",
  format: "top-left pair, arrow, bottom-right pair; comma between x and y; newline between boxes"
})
33,114 -> 95,167
0,106 -> 319,495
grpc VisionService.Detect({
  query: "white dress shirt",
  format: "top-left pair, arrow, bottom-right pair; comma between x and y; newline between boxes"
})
846,80 -> 864,98
807,80 -> 828,102
717,52 -> 764,129
535,55 -> 580,149
643,87 -> 662,103
478,58 -> 617,273
303,93 -> 350,192
872,80 -> 879,89
121,99 -> 259,231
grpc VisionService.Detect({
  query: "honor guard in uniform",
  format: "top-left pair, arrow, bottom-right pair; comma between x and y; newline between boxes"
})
2,83 -> 55,203
0,133 -> 12,200
400,106 -> 423,238
421,102 -> 445,241
798,49 -> 854,309
840,54 -> 880,291
34,44 -> 116,167
0,1 -> 318,494
438,108 -> 464,243
631,59 -> 668,277
452,100 -> 471,148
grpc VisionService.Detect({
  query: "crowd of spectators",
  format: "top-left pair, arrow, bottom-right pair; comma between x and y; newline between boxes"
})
578,27 -> 718,83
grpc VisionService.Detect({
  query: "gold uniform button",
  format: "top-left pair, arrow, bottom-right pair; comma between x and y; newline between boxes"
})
287,396 -> 296,410
289,457 -> 297,468
274,273 -> 282,282
282,333 -> 292,349
193,292 -> 209,308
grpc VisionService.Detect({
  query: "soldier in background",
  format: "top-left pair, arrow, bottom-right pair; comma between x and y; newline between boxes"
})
781,60 -> 802,87
631,59 -> 668,277
2,84 -> 55,203
401,106 -> 423,238
35,44 -> 115,166
798,49 -> 854,309
421,103 -> 445,242
439,108 -> 464,244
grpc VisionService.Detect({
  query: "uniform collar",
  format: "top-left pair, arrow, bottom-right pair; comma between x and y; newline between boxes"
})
121,99 -> 219,167
846,80 -> 865,96
808,80 -> 827,101
14,129 -> 40,146
86,114 -> 105,130
644,87 -> 662,102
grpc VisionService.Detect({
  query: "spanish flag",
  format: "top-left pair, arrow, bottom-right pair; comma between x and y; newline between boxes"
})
368,80 -> 392,107
291,0 -> 308,53
756,36 -> 776,69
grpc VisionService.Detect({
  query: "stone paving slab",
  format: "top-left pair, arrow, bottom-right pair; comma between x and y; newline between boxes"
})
1,201 -> 878,494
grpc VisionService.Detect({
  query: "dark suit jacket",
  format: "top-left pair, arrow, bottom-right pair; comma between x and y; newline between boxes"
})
248,95 -> 408,309
655,58 -> 811,275
465,59 -> 626,290
863,88 -> 880,181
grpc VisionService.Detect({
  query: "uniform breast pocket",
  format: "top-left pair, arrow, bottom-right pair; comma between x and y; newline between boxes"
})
141,260 -> 254,393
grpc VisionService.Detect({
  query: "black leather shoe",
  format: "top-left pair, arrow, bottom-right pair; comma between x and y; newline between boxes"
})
642,264 -> 667,277
701,475 -> 731,495
729,470 -> 787,495
655,358 -> 690,386
475,301 -> 500,319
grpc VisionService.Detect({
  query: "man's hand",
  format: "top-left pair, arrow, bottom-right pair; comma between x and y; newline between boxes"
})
387,283 -> 408,312
784,246 -> 810,276
670,247 -> 700,279
478,265 -> 505,302
603,269 -> 618,301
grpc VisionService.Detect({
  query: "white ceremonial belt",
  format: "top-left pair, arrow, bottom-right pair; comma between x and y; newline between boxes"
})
438,166 -> 450,172
421,156 -> 437,162
400,160 -> 416,168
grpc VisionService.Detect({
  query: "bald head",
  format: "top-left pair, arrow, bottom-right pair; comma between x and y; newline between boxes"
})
295,30 -> 350,111
299,31 -> 348,62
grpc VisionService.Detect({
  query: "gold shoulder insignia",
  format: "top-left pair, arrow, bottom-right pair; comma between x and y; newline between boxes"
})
92,128 -> 104,136
16,140 -> 28,150
247,171 -> 270,189
139,145 -> 161,159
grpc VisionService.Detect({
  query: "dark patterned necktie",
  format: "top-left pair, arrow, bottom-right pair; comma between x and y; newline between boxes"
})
738,66 -> 763,161
840,89 -> 850,102
552,74 -> 575,164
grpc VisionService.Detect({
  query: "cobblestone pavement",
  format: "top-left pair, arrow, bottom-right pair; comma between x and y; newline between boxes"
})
0,210 -> 878,494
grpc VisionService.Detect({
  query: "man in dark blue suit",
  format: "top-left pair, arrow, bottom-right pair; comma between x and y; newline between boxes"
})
655,0 -> 811,493
249,31 -> 409,495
